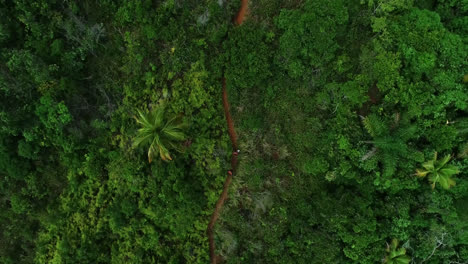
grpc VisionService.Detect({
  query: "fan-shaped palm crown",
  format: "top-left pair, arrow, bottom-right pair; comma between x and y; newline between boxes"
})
133,105 -> 186,163
416,152 -> 459,190
383,239 -> 410,264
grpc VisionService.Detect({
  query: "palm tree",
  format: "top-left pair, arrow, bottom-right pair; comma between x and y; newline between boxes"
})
416,152 -> 459,190
383,239 -> 411,264
133,105 -> 186,163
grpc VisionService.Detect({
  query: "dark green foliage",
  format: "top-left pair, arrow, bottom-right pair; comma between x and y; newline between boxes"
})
0,0 -> 467,263
224,25 -> 272,90
216,0 -> 467,263
275,0 -> 348,79
362,113 -> 420,178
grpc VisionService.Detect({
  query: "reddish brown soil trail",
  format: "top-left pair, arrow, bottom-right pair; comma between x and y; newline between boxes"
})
207,1 -> 248,263
222,78 -> 238,150
235,0 -> 249,25
207,171 -> 232,263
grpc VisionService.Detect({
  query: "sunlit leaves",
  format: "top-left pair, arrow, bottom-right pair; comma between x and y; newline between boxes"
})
384,239 -> 411,264
133,104 -> 186,162
416,152 -> 459,189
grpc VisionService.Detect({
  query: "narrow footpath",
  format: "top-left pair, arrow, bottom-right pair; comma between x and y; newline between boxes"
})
206,1 -> 248,263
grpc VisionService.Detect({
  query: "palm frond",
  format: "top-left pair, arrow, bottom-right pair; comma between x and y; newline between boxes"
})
133,132 -> 153,148
152,106 -> 165,128
384,239 -> 411,264
422,159 -> 435,171
362,113 -> 416,177
415,169 -> 429,178
394,124 -> 417,141
133,105 -> 187,162
436,154 -> 451,170
374,137 -> 407,154
135,110 -> 152,127
148,144 -> 156,163
363,114 -> 387,137
416,152 -> 459,190
382,152 -> 398,177
438,173 -> 456,189
162,127 -> 186,141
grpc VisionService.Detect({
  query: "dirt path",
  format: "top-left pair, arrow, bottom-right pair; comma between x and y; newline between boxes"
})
235,0 -> 249,25
222,78 -> 238,150
206,1 -> 248,263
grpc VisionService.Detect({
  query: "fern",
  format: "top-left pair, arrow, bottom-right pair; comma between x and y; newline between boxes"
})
381,152 -> 399,177
374,136 -> 407,154
362,113 -> 417,177
394,124 -> 417,142
363,114 -> 387,138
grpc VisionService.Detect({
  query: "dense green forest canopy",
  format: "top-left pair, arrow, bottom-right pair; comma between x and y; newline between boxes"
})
0,0 -> 467,263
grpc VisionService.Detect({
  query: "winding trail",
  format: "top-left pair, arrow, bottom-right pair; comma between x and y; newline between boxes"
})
221,78 -> 238,150
207,1 -> 248,263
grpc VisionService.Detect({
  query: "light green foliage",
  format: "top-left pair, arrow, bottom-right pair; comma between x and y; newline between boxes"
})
383,239 -> 411,264
133,104 -> 186,162
0,0 -> 233,263
416,152 -> 459,189
35,96 -> 72,131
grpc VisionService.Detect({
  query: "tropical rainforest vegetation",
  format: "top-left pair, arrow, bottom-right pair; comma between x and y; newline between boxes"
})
0,0 -> 467,263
